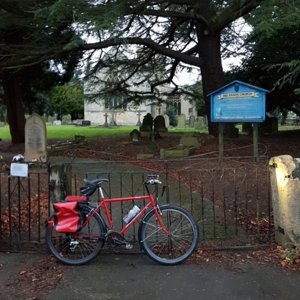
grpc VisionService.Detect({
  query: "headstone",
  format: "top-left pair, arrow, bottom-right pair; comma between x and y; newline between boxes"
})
163,114 -> 170,128
53,120 -> 62,126
25,113 -> 47,162
189,115 -> 195,128
82,120 -> 91,126
47,116 -> 54,124
194,117 -> 204,130
130,129 -> 141,142
62,114 -> 72,124
259,116 -> 278,135
140,113 -> 153,132
177,114 -> 186,128
154,115 -> 168,133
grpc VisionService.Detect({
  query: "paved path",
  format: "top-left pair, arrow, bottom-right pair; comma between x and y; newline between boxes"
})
47,253 -> 300,300
1,251 -> 299,300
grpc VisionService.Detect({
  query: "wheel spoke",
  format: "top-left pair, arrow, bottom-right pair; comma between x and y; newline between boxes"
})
46,206 -> 105,265
140,205 -> 198,265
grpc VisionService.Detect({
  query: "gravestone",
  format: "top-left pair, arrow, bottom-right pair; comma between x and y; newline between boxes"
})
82,120 -> 91,126
154,115 -> 168,133
53,120 -> 62,125
194,117 -> 206,130
130,129 -> 141,142
177,114 -> 186,128
136,111 -> 142,126
163,114 -> 170,128
62,114 -> 72,124
103,113 -> 109,127
25,113 -> 47,162
259,116 -> 278,135
140,113 -> 153,132
47,116 -> 54,124
189,115 -> 195,128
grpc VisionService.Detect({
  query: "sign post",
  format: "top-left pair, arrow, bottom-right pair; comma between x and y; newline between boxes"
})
253,123 -> 259,162
218,123 -> 224,162
209,80 -> 268,162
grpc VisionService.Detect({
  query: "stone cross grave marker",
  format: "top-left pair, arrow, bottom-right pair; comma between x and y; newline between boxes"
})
25,113 -> 47,162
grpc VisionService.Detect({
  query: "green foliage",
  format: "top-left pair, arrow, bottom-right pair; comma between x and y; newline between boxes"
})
267,60 -> 300,91
228,0 -> 300,114
50,80 -> 84,118
249,0 -> 300,38
246,0 -> 300,97
186,82 -> 205,116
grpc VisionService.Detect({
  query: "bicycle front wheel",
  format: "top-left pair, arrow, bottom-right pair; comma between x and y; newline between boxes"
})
46,206 -> 106,266
139,205 -> 199,265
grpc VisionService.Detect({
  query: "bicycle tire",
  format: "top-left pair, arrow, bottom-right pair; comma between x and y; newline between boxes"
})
46,205 -> 106,266
139,204 -> 199,265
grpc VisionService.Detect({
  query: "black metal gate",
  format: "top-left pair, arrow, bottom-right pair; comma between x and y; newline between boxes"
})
0,168 -> 49,250
0,158 -> 273,250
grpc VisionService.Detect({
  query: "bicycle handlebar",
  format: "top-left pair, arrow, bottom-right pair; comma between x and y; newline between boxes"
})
145,178 -> 162,185
82,175 -> 161,188
144,175 -> 161,185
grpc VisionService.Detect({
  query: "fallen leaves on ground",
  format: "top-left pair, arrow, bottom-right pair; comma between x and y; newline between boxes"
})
190,244 -> 300,272
5,255 -> 63,299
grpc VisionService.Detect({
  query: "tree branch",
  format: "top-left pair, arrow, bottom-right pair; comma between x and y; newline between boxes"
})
79,37 -> 203,67
215,0 -> 263,32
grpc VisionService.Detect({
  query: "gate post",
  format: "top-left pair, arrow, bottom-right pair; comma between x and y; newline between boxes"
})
49,164 -> 72,210
269,155 -> 300,247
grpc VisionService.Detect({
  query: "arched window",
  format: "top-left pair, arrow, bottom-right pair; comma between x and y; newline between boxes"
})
104,74 -> 125,110
166,95 -> 181,115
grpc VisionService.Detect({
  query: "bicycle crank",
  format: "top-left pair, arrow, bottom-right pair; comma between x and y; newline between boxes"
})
69,239 -> 79,251
106,232 -> 132,249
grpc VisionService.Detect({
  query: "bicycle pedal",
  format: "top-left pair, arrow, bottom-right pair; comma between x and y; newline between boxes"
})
125,243 -> 133,250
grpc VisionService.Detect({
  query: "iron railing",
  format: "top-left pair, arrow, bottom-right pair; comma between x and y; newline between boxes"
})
0,158 -> 273,250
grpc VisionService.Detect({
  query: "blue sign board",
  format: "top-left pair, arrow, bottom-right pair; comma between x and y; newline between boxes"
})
209,80 -> 268,123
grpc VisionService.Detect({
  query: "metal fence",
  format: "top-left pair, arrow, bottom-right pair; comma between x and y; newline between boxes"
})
0,168 -> 49,250
0,158 -> 273,250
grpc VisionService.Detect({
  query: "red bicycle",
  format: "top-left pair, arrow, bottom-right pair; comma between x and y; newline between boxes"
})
45,174 -> 199,265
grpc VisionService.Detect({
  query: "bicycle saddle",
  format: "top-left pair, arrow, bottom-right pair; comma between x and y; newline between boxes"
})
83,178 -> 109,186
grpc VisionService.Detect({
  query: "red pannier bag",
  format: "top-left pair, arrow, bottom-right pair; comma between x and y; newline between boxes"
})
53,202 -> 82,233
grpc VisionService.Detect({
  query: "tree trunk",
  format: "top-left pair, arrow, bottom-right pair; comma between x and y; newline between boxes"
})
197,31 -> 225,136
2,72 -> 26,144
196,27 -> 235,136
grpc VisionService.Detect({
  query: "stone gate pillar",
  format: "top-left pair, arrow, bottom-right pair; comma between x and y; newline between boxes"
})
269,155 -> 300,247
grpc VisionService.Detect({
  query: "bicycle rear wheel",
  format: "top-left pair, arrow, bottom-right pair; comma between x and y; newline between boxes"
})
139,205 -> 199,265
46,205 -> 106,265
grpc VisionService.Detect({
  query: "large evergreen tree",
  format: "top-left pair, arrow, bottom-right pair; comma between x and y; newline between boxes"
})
0,0 -> 81,143
227,0 -> 300,116
1,0 -> 299,142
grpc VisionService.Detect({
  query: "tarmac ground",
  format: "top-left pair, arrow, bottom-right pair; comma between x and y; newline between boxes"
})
1,251 -> 300,300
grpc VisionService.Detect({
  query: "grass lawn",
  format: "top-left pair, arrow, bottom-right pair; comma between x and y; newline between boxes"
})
0,124 -> 208,141
0,123 -> 298,141
0,125 -> 140,140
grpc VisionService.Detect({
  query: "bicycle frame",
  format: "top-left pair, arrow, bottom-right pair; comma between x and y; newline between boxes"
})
83,185 -> 170,237
46,176 -> 199,266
